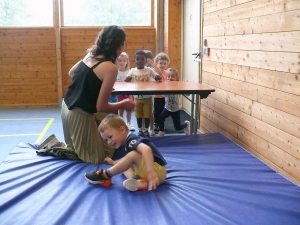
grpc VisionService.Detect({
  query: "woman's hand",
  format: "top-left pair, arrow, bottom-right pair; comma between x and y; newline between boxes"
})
121,98 -> 136,111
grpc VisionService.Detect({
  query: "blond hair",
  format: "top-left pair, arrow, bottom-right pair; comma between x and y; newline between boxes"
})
98,114 -> 128,133
167,68 -> 180,81
116,52 -> 130,70
154,52 -> 170,64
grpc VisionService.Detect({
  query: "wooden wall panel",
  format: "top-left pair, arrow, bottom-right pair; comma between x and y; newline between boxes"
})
0,28 -> 58,107
204,0 -> 300,26
201,0 -> 300,184
61,27 -> 156,95
0,27 -> 156,107
164,0 -> 181,72
203,9 -> 300,36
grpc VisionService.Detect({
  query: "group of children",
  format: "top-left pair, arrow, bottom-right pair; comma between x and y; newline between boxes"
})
114,50 -> 190,137
85,49 -> 190,192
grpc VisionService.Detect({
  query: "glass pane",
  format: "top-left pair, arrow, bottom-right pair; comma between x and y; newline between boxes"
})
63,0 -> 151,26
0,0 -> 53,26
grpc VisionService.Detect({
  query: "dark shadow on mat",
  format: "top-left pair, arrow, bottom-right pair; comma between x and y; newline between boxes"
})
164,110 -> 191,134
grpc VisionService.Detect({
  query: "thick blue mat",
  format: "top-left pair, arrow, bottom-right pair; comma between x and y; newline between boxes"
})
1,133 -> 299,225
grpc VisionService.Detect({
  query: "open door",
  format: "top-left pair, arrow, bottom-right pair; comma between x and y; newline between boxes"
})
182,0 -> 202,114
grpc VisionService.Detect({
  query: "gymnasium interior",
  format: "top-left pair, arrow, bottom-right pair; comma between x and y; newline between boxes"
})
0,1 -> 299,225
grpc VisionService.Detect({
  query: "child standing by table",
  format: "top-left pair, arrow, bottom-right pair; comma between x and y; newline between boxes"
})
153,52 -> 170,133
125,50 -> 161,137
144,50 -> 161,136
116,52 -> 135,131
157,68 -> 190,136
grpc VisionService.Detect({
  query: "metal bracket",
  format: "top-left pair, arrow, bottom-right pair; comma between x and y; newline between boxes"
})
192,52 -> 201,62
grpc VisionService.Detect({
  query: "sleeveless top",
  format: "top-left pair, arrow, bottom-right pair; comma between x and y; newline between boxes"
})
64,60 -> 105,113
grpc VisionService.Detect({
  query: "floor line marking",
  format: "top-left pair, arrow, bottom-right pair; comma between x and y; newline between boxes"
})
35,118 -> 55,144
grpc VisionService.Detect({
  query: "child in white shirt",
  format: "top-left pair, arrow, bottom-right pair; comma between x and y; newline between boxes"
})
125,50 -> 161,137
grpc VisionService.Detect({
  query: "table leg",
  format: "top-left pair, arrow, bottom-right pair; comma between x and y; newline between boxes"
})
194,94 -> 199,134
191,94 -> 195,134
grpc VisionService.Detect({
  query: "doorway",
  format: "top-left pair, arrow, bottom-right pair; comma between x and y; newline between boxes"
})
182,0 -> 202,113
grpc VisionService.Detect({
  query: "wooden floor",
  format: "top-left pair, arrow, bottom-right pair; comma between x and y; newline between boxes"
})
0,108 -> 189,163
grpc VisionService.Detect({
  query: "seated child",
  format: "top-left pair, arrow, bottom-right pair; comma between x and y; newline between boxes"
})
84,114 -> 167,191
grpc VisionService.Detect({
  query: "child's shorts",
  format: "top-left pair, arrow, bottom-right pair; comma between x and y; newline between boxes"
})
134,97 -> 153,118
134,159 -> 166,184
117,95 -> 132,102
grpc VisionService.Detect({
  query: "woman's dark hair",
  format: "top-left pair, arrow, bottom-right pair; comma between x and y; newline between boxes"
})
87,25 -> 126,63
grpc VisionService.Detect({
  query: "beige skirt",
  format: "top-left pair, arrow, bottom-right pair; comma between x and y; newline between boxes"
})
61,100 -> 115,164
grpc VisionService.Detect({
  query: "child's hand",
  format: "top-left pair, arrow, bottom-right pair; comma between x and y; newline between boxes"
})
147,58 -> 154,66
125,76 -> 132,82
154,75 -> 162,81
104,157 -> 114,165
147,170 -> 159,191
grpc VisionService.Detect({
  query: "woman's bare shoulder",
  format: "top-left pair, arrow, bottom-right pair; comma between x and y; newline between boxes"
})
95,61 -> 118,80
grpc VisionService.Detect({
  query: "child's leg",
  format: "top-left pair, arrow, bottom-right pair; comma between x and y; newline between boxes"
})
84,151 -> 143,186
142,117 -> 145,129
153,98 -> 165,131
118,108 -> 124,118
144,118 -> 150,130
126,110 -> 131,123
170,111 -> 190,134
157,108 -> 171,136
126,110 -> 135,131
123,160 -> 167,191
135,99 -> 144,136
123,165 -> 137,179
137,118 -> 143,136
150,115 -> 155,136
108,151 -> 142,176
142,98 -> 153,136
125,95 -> 133,124
170,110 -> 186,131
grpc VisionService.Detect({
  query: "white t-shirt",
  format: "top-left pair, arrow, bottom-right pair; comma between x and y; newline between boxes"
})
163,94 -> 181,112
127,67 -> 158,99
117,70 -> 129,81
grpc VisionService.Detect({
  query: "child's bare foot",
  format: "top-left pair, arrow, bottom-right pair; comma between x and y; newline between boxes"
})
150,130 -> 156,136
157,131 -> 165,137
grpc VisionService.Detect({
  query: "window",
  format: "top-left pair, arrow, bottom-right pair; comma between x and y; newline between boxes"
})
0,0 -> 153,27
0,0 -> 53,26
63,0 -> 152,26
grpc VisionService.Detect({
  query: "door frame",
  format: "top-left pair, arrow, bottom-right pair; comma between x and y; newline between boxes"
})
181,0 -> 204,132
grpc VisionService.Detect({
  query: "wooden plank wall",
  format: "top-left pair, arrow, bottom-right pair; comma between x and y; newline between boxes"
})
201,0 -> 300,184
61,27 -> 156,94
0,28 -> 58,106
163,0 -> 181,73
0,27 -> 156,107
